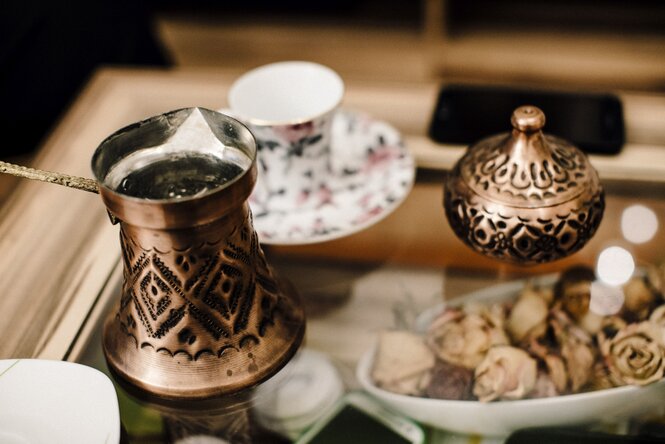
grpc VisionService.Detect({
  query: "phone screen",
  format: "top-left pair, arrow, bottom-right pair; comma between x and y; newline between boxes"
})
428,84 -> 625,154
302,404 -> 414,444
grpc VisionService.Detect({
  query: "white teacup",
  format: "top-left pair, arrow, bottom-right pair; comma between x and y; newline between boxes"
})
228,61 -> 344,209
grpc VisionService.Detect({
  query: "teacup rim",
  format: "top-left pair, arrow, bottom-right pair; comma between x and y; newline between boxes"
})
229,105 -> 341,128
228,60 -> 345,126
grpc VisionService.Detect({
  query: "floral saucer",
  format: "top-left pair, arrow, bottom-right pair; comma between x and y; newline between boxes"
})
249,109 -> 415,244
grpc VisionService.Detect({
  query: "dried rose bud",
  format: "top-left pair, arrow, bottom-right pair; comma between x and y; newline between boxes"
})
380,370 -> 432,396
588,361 -> 614,391
425,360 -> 474,400
530,370 -> 559,398
536,287 -> 555,306
508,287 -> 549,343
473,346 -> 538,402
646,262 -> 665,297
578,311 -> 604,335
600,322 -> 665,386
561,281 -> 592,320
561,338 -> 595,392
554,266 -> 595,321
463,302 -> 507,333
649,305 -> 665,349
543,354 -> 568,393
651,305 -> 665,327
427,305 -> 509,369
597,315 -> 628,345
550,308 -> 594,345
622,277 -> 658,321
524,335 -> 550,359
372,330 -> 435,396
540,308 -> 595,392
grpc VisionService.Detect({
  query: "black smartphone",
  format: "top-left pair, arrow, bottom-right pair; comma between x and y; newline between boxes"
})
428,84 -> 625,154
295,392 -> 424,444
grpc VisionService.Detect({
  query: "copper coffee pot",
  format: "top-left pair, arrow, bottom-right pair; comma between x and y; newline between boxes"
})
444,106 -> 605,265
0,108 -> 305,400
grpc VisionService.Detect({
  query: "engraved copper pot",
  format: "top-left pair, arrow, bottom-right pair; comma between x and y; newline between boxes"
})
92,108 -> 305,399
444,106 -> 605,265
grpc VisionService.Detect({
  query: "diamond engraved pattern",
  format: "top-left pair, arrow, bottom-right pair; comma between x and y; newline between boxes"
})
116,217 -> 282,360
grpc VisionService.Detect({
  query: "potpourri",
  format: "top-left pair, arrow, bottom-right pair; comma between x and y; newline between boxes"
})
372,262 -> 665,402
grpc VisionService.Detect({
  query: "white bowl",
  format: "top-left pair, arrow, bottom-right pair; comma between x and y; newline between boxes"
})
0,359 -> 120,444
356,275 -> 665,437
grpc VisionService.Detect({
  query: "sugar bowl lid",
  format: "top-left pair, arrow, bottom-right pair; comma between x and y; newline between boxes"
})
459,106 -> 601,209
444,106 -> 605,265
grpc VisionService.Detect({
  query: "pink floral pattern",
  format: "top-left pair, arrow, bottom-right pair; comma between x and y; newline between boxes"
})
250,109 -> 415,244
273,121 -> 316,143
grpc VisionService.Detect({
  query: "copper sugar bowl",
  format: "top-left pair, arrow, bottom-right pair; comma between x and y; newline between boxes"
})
444,106 -> 605,265
91,107 -> 305,399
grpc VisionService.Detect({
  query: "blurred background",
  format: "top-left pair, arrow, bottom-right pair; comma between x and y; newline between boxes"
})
2,0 -> 664,157
156,0 -> 665,88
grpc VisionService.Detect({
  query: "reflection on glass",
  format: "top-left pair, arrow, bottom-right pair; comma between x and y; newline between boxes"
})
621,204 -> 658,244
589,280 -> 625,316
596,246 -> 635,286
252,349 -> 344,440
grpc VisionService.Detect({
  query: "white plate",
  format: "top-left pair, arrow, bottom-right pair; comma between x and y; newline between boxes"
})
356,276 -> 665,437
0,359 -> 120,444
249,109 -> 415,245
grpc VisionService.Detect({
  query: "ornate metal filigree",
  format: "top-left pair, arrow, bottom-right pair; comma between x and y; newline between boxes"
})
116,212 -> 285,361
444,106 -> 605,265
460,134 -> 593,206
94,108 -> 305,400
444,185 -> 605,264
103,205 -> 304,398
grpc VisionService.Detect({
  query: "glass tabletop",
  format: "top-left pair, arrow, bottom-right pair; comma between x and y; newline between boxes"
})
74,174 -> 665,443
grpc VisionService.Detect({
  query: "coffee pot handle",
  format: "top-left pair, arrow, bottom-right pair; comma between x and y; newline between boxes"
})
0,160 -> 99,194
